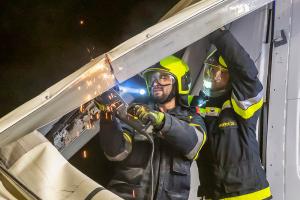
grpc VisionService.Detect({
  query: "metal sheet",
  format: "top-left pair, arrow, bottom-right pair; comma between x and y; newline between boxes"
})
287,0 -> 300,100
266,0 -> 292,199
109,0 -> 273,83
285,0 -> 300,199
285,99 -> 300,200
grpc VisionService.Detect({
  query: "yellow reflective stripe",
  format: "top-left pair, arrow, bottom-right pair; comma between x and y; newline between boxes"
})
193,131 -> 207,160
189,123 -> 200,127
188,123 -> 207,160
123,132 -> 132,143
217,186 -> 272,200
222,100 -> 231,110
231,97 -> 263,119
200,108 -> 206,114
188,95 -> 194,105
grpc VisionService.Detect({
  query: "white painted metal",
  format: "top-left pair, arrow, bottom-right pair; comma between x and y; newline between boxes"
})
109,0 -> 273,83
284,0 -> 300,199
286,99 -> 300,200
267,0 -> 292,199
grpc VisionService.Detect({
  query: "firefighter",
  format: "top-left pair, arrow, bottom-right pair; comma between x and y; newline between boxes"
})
196,29 -> 272,199
99,55 -> 206,200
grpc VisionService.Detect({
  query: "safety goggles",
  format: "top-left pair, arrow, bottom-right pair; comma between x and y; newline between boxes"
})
144,70 -> 175,87
203,63 -> 228,82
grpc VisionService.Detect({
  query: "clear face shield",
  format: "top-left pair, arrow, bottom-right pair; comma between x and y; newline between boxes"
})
202,63 -> 230,97
144,70 -> 176,88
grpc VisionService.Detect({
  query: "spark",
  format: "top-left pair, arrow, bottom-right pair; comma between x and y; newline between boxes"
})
83,150 -> 88,159
79,19 -> 85,25
80,105 -> 84,113
86,94 -> 91,101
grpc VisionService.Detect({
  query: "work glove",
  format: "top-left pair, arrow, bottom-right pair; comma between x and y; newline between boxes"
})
127,104 -> 165,130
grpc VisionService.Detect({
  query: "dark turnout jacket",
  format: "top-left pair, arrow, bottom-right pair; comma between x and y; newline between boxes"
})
100,105 -> 206,200
197,30 -> 272,199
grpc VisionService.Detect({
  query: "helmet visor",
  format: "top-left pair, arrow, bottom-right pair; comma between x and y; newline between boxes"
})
144,70 -> 175,87
203,63 -> 229,91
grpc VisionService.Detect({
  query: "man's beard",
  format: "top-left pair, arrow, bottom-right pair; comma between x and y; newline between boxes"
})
151,85 -> 176,104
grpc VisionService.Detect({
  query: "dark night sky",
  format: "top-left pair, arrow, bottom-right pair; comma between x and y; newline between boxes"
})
0,0 -> 178,117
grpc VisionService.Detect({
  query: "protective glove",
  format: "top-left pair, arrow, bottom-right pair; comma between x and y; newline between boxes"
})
127,104 -> 165,130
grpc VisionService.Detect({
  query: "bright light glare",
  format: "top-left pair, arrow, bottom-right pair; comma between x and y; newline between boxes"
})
139,89 -> 146,95
119,86 -> 146,95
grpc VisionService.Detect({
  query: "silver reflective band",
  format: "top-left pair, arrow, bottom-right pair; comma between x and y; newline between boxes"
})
231,90 -> 263,110
185,126 -> 204,160
104,139 -> 132,161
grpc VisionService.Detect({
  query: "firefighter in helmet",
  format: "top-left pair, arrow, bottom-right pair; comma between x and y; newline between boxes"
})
196,29 -> 272,199
99,55 -> 206,200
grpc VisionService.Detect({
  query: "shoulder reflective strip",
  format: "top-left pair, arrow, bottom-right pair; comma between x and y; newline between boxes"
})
104,139 -> 132,161
231,97 -> 263,119
185,126 -> 204,160
189,123 -> 200,127
193,129 -> 207,161
222,100 -> 231,110
185,124 -> 204,160
218,186 -> 272,200
187,123 -> 207,160
231,90 -> 263,110
205,107 -> 221,117
123,132 -> 132,143
85,187 -> 105,200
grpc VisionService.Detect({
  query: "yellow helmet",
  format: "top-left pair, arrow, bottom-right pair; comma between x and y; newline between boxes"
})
142,55 -> 191,95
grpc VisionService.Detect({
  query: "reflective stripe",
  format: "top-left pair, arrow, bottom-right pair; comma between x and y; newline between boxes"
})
185,126 -> 204,160
222,100 -> 231,110
231,91 -> 263,110
123,132 -> 132,143
104,133 -> 132,161
187,124 -> 207,160
201,100 -> 231,117
224,186 -> 271,200
231,95 -> 263,119
207,186 -> 272,200
193,130 -> 207,160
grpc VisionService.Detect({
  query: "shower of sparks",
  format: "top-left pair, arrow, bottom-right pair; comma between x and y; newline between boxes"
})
80,105 -> 84,113
83,150 -> 88,159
